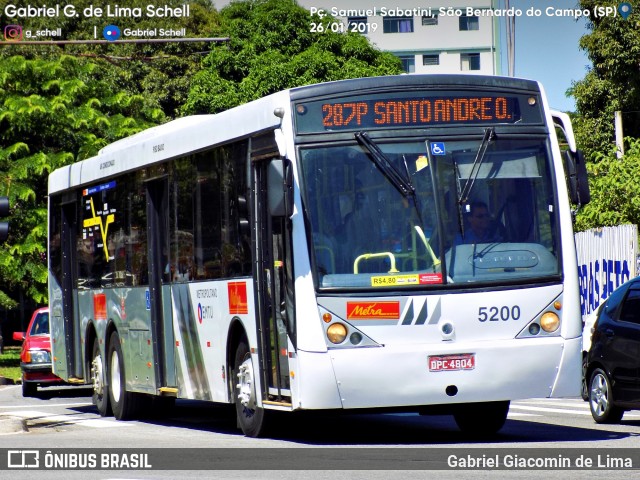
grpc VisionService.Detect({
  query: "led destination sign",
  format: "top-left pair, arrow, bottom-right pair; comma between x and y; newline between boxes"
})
295,92 -> 530,134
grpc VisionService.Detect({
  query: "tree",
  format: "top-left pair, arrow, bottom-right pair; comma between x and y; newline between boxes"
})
0,55 -> 164,308
0,0 -> 219,309
0,0 -> 220,118
182,0 -> 402,114
569,0 -> 640,157
574,139 -> 640,231
569,1 -> 640,231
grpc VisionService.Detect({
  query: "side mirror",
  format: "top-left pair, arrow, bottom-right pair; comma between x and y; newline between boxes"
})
267,158 -> 294,217
565,149 -> 590,206
12,332 -> 25,342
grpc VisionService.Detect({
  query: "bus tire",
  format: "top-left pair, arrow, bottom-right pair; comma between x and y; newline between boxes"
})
589,368 -> 624,424
233,339 -> 267,437
453,401 -> 509,435
107,331 -> 141,420
91,338 -> 111,417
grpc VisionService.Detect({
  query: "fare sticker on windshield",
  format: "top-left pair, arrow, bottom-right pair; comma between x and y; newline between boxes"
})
371,273 -> 442,287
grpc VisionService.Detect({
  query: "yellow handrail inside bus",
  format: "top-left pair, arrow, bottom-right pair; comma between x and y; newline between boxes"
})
414,225 -> 441,267
354,252 -> 399,274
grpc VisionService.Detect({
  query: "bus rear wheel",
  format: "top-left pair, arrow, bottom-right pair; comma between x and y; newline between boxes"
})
233,339 -> 267,437
91,338 -> 111,416
107,331 -> 141,420
453,401 -> 510,435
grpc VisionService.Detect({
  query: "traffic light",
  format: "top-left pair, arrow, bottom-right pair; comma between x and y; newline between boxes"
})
0,196 -> 8,243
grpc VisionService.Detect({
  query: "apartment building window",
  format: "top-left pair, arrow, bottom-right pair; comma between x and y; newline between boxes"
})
348,16 -> 367,30
423,54 -> 440,66
459,15 -> 479,31
422,14 -> 438,26
384,16 -> 414,33
398,55 -> 415,73
460,53 -> 481,71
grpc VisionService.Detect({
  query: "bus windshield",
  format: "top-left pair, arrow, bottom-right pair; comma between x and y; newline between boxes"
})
299,135 -> 560,289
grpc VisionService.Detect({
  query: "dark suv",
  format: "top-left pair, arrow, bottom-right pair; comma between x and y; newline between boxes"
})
586,277 -> 640,423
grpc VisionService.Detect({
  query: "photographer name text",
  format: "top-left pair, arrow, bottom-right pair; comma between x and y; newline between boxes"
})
2,4 -> 190,19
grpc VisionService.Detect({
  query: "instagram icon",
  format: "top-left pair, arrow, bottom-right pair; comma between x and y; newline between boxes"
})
4,25 -> 23,41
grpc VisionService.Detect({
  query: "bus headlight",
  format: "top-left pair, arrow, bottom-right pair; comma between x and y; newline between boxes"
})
327,323 -> 348,344
540,312 -> 560,333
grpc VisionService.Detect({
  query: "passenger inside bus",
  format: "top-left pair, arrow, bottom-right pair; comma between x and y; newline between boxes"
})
339,181 -> 377,268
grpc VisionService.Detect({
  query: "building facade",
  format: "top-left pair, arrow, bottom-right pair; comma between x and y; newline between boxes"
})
306,0 -> 501,75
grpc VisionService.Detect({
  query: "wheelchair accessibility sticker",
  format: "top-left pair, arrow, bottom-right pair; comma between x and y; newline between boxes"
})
430,142 -> 446,155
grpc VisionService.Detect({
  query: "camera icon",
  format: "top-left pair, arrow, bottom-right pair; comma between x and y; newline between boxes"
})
4,24 -> 23,41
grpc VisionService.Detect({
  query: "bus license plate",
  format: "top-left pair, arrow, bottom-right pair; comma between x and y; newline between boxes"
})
428,354 -> 475,372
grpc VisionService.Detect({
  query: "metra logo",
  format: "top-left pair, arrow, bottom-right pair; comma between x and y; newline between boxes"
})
228,282 -> 248,315
347,301 -> 400,319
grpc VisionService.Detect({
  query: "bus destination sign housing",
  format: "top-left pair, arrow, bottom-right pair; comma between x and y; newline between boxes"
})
294,90 -> 544,134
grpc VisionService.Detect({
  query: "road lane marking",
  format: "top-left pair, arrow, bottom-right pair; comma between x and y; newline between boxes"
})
1,410 -> 133,428
0,401 -> 92,410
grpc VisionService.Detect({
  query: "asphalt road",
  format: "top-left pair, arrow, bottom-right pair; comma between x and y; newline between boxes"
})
0,384 -> 639,479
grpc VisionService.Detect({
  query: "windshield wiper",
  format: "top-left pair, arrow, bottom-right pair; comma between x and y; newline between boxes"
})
355,132 -> 415,198
457,127 -> 495,205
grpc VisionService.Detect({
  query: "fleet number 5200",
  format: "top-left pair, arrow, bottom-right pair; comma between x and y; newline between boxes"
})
478,305 -> 521,322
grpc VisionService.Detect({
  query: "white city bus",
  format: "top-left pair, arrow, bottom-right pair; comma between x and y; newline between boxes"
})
48,74 -> 590,437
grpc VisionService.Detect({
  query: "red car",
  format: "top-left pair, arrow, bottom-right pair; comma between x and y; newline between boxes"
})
12,307 -> 62,397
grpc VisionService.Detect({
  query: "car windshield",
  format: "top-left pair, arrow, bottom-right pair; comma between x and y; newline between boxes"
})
299,136 -> 560,290
29,312 -> 50,336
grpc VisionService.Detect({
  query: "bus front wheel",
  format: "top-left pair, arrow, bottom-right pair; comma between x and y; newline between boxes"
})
233,339 -> 267,437
453,401 -> 509,435
107,331 -> 141,420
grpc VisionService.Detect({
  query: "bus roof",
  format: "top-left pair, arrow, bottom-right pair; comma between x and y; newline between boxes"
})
48,89 -> 290,194
289,74 -> 541,101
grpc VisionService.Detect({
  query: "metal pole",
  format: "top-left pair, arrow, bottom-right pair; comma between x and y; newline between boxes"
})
615,110 -> 624,158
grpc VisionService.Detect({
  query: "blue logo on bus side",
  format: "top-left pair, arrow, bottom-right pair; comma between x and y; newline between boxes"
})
430,142 -> 445,155
145,290 -> 151,310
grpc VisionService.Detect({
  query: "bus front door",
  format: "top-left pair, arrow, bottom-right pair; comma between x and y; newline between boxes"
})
253,156 -> 294,407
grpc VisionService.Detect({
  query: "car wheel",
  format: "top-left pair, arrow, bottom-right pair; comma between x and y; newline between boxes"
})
453,401 -> 510,435
589,368 -> 624,423
22,380 -> 37,398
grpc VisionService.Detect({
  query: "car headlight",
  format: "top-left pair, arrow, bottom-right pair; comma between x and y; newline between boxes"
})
26,350 -> 51,364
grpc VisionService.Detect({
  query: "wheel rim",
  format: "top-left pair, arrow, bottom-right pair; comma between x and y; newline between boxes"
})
91,353 -> 104,397
590,372 -> 609,417
110,350 -> 121,404
236,355 -> 256,411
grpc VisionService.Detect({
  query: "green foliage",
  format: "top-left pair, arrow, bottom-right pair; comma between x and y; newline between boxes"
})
0,55 -> 164,308
568,1 -> 640,231
0,0 -> 220,118
570,0 -> 640,157
182,0 -> 402,114
574,138 -> 640,230
0,347 -> 21,382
